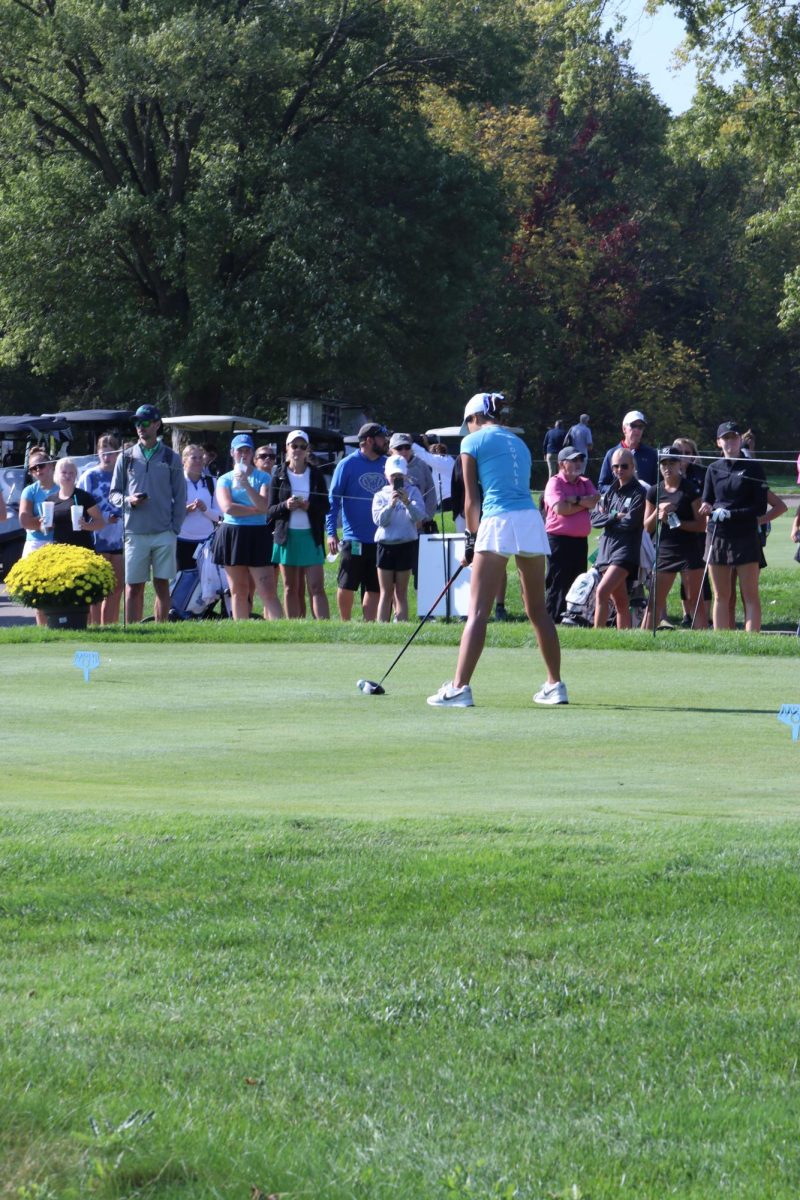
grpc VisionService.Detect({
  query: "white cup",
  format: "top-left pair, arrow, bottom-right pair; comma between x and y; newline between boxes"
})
41,501 -> 54,529
71,506 -> 83,532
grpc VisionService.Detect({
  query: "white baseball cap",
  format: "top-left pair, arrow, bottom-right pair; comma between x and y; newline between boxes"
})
385,454 -> 408,478
462,391 -> 494,424
622,410 -> 646,426
286,429 -> 309,445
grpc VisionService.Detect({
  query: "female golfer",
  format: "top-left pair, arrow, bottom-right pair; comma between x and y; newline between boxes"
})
427,392 -> 566,707
698,421 -> 768,631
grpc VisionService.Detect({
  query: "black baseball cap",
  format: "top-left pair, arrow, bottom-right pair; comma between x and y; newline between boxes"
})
134,404 -> 161,423
358,422 -> 387,441
716,421 -> 740,438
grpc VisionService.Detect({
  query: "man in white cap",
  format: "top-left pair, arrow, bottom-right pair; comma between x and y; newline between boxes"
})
597,410 -> 658,491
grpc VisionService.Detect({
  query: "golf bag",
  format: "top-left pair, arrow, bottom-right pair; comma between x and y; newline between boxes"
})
561,567 -> 601,626
169,568 -> 207,619
169,536 -> 231,620
561,563 -> 648,628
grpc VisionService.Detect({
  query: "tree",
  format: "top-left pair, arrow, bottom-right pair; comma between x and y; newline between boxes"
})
0,0 -> 511,414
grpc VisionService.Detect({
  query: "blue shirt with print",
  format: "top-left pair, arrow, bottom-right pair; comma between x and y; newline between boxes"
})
326,450 -> 388,543
460,426 -> 534,516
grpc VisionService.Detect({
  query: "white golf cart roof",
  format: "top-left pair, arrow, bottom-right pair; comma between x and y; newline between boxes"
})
161,415 -> 275,433
425,424 -> 525,440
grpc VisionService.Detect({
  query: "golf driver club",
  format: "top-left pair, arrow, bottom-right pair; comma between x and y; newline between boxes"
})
357,561 -> 466,695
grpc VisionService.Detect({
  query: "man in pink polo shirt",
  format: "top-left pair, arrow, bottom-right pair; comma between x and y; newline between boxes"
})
543,446 -> 598,621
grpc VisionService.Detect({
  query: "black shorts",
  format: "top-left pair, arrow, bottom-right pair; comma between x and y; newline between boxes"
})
176,537 -> 202,572
212,522 -> 270,568
657,548 -> 705,573
708,527 -> 762,568
599,559 -> 638,580
338,539 -> 379,595
376,540 -> 417,573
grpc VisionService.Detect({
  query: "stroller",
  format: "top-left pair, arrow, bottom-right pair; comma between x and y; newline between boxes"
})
169,535 -> 231,620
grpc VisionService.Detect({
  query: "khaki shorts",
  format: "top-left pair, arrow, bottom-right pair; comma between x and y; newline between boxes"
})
125,530 -> 177,584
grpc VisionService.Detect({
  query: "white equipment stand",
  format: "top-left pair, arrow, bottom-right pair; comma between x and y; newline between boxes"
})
418,534 -> 472,619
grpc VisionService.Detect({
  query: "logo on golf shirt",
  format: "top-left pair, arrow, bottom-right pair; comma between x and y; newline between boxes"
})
777,704 -> 800,742
360,472 -> 387,495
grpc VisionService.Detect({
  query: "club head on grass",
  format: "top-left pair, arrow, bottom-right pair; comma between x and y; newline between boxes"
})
357,679 -> 385,695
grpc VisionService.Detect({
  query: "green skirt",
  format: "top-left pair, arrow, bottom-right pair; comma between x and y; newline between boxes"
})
271,527 -> 324,567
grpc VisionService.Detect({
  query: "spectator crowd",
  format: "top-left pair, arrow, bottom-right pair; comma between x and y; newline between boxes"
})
6,401 -> 799,634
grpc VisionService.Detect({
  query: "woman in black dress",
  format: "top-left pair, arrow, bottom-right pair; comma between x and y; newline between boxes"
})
591,449 -> 645,629
642,446 -> 707,629
699,421 -> 768,631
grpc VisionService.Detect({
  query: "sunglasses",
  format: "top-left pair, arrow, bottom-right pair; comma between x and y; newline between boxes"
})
136,420 -> 154,429
612,463 -> 632,471
255,453 -> 276,460
29,462 -> 51,472
288,442 -> 308,450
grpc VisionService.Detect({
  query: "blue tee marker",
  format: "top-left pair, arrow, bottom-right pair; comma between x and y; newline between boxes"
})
777,704 -> 800,742
74,650 -> 101,683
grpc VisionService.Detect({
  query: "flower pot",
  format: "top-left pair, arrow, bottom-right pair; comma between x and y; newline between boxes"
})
42,605 -> 90,630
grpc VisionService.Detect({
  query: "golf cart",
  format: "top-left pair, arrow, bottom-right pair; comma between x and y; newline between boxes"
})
0,414 -> 73,576
162,417 -> 345,481
1,409 -> 136,577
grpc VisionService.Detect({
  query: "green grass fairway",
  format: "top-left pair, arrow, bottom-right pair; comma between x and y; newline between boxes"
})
2,643 -> 798,813
3,643 -> 800,1199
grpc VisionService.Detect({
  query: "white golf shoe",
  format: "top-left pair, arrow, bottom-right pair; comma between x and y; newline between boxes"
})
427,681 -> 474,708
533,680 -> 568,706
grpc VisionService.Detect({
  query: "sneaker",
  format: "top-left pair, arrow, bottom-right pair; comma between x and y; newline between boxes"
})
533,680 -> 568,706
495,604 -> 509,622
680,614 -> 692,628
427,681 -> 474,708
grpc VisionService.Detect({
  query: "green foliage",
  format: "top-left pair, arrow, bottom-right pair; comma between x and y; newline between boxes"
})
602,331 -> 709,443
0,0 -> 510,413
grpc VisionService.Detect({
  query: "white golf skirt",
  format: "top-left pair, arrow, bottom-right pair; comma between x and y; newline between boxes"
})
475,509 -> 550,558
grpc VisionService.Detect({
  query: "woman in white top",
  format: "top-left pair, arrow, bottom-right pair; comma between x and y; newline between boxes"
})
268,431 -> 330,619
177,444 -> 222,571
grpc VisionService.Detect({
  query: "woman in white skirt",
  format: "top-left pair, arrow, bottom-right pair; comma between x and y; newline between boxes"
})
428,393 -> 567,708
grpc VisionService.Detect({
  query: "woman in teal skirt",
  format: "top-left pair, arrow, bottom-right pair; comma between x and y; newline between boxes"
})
268,431 -> 331,618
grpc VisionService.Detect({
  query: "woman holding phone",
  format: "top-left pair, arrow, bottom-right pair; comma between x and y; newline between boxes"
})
268,431 -> 330,619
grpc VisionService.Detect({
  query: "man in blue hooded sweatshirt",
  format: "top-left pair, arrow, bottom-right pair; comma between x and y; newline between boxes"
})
326,422 -> 388,620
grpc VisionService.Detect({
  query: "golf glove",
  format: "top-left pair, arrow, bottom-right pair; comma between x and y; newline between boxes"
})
711,507 -> 731,523
464,531 -> 476,564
